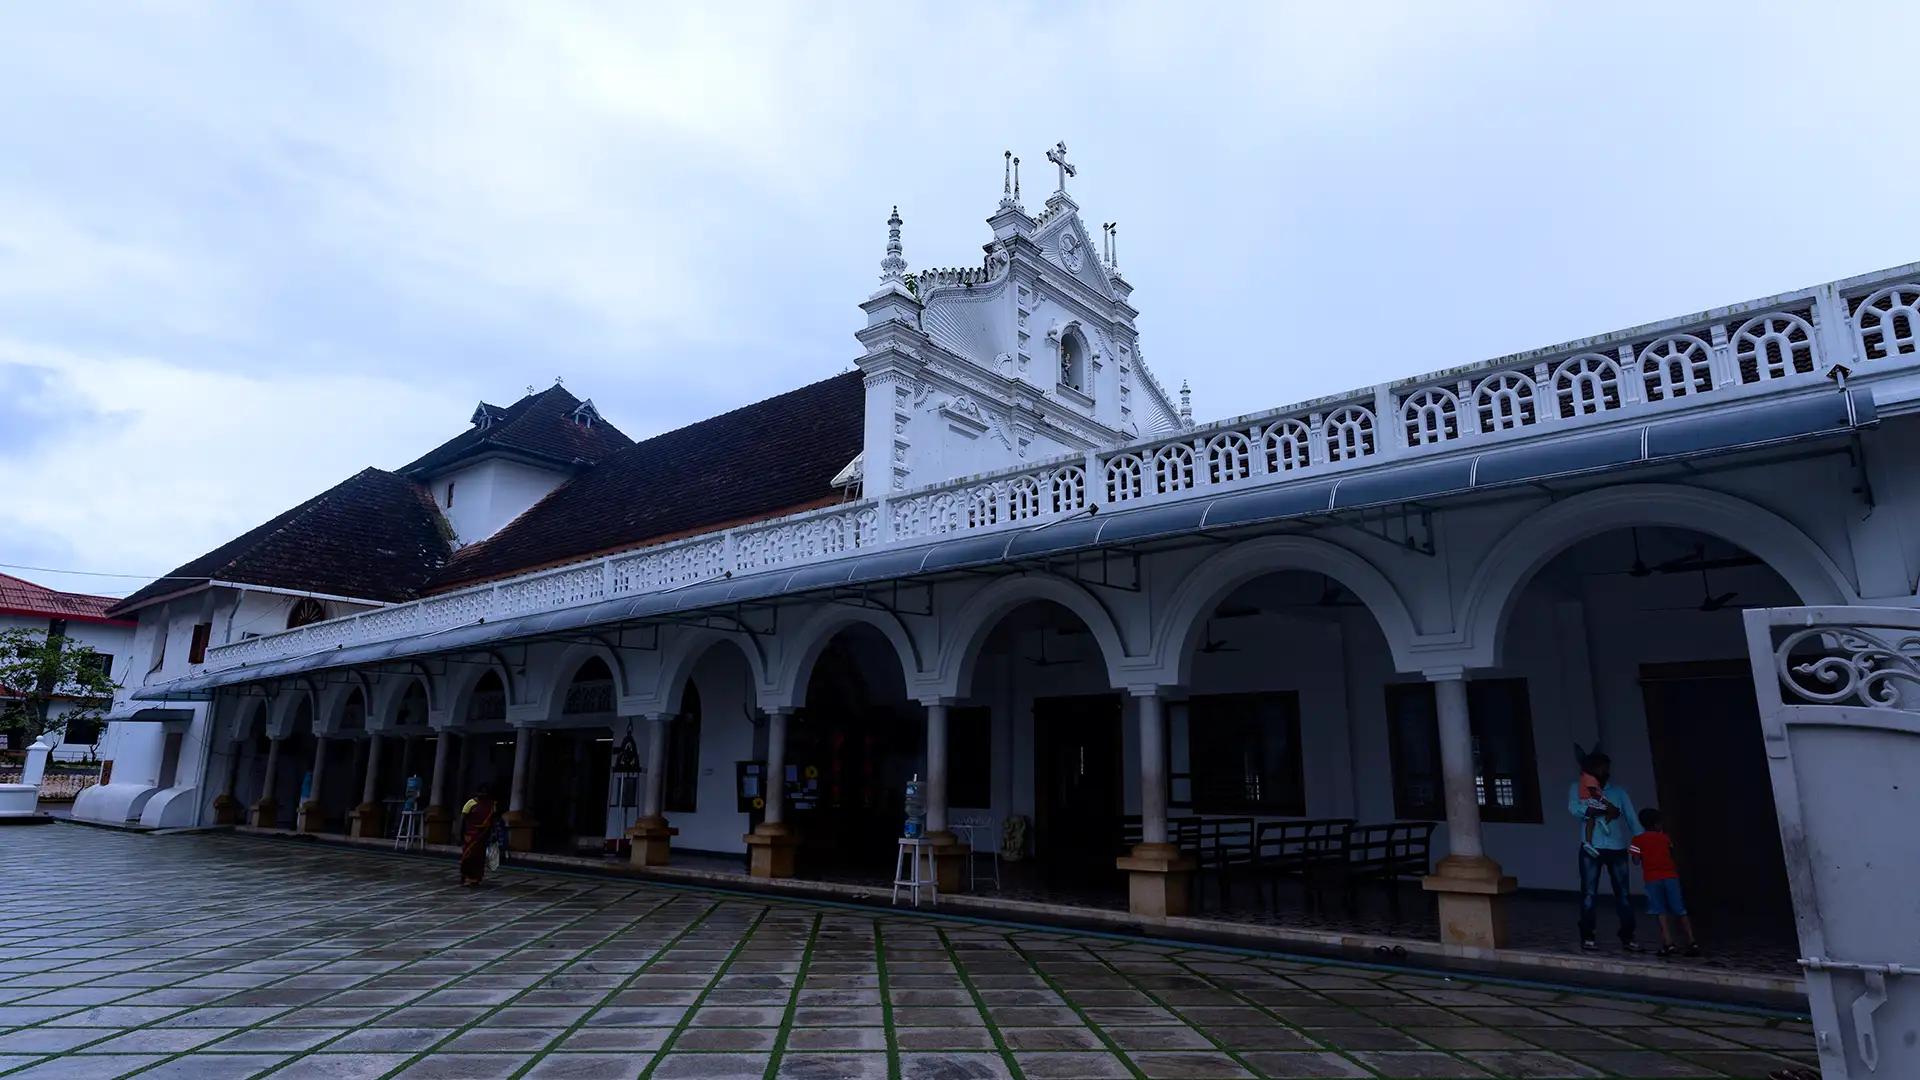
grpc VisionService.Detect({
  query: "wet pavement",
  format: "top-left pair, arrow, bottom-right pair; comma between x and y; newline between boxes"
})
0,827 -> 1819,1078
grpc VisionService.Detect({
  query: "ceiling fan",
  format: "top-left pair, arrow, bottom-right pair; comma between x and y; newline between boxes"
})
1644,566 -> 1745,612
1197,619 -> 1240,654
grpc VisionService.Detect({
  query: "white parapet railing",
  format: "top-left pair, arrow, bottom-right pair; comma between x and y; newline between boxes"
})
202,264 -> 1920,674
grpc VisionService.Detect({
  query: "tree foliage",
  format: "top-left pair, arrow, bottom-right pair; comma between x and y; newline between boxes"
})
0,627 -> 118,745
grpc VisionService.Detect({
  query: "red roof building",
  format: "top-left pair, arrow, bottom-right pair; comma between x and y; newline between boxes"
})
0,573 -> 134,627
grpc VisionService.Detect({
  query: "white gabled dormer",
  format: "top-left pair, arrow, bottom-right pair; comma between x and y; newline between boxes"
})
853,143 -> 1184,495
402,386 -> 633,548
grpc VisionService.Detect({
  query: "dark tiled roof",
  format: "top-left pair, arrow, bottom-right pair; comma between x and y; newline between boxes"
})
108,468 -> 453,615
429,372 -> 864,589
399,385 -> 633,478
0,573 -> 132,625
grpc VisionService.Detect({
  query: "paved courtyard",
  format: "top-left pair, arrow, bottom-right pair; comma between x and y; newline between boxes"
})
0,828 -> 1818,1079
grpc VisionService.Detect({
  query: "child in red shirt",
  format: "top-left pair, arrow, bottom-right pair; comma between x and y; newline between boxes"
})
1629,808 -> 1699,957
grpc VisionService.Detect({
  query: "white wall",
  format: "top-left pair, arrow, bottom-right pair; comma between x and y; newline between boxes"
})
432,457 -> 567,547
0,613 -> 134,761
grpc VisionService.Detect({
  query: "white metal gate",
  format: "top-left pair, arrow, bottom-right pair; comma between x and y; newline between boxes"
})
1744,606 -> 1920,1078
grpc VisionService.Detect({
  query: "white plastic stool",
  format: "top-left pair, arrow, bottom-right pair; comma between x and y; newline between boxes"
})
892,837 -> 938,907
393,808 -> 424,851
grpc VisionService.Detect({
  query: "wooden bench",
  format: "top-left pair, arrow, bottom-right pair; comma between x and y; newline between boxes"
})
1250,818 -> 1355,908
1306,820 -> 1436,914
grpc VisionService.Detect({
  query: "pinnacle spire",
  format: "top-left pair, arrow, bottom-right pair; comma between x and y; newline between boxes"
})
878,205 -> 907,283
1179,380 -> 1193,427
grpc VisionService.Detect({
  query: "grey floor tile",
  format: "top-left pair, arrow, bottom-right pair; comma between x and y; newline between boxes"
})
521,1053 -> 653,1079
774,1053 -> 891,1080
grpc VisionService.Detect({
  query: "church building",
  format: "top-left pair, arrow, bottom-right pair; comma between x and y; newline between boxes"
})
81,144 -> 1920,957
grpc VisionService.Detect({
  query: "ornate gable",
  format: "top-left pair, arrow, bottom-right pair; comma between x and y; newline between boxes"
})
1034,208 -> 1115,298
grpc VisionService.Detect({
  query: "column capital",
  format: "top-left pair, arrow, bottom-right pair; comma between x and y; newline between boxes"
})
916,696 -> 962,709
1422,666 -> 1469,683
761,705 -> 799,718
1125,684 -> 1182,699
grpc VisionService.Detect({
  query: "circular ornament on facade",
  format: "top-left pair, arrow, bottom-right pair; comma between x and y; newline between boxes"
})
1059,230 -> 1083,271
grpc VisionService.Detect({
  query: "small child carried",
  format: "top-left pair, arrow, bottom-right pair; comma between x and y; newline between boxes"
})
1628,808 -> 1699,958
1578,769 -> 1614,856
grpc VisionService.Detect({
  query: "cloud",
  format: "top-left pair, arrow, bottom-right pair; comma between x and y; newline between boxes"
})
0,339 -> 455,596
1,1 -> 1918,595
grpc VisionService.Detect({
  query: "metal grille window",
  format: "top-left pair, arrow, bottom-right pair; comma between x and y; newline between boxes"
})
1185,692 -> 1305,815
1385,678 -> 1541,824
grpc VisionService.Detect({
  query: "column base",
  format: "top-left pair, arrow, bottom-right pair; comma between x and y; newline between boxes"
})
247,797 -> 277,829
504,810 -> 538,853
211,794 -> 243,826
925,831 -> 970,894
347,801 -> 385,839
295,800 -> 327,834
423,804 -> 453,845
1421,854 -> 1518,948
627,816 -> 678,867
743,822 -> 799,878
1116,842 -> 1197,918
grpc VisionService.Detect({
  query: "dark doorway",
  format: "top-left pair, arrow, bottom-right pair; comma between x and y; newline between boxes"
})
1034,693 -> 1123,886
528,729 -> 612,854
791,639 -> 915,870
1639,661 -> 1795,938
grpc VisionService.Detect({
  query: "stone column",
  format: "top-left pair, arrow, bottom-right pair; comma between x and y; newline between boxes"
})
211,740 -> 244,825
1419,668 -> 1516,948
349,735 -> 386,838
249,735 -> 282,828
423,731 -> 454,844
296,736 -> 330,834
744,707 -> 798,878
626,714 -> 677,867
504,726 -> 538,852
922,699 -> 969,893
1116,688 -> 1194,917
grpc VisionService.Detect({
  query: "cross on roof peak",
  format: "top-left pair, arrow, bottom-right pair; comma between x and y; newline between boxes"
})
1046,141 -> 1076,195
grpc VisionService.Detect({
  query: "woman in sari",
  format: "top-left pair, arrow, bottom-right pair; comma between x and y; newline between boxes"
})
459,783 -> 500,887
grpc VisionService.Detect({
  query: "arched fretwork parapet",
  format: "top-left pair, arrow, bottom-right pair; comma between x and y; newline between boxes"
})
763,605 -> 930,712
265,678 -> 319,740
1456,482 -> 1858,669
631,626 -> 774,716
1145,535 -> 1424,683
535,640 -> 631,723
929,573 -> 1133,700
441,651 -> 525,730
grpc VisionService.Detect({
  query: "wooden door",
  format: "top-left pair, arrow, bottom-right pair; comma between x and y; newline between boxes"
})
1034,694 -> 1123,883
1640,661 -> 1795,934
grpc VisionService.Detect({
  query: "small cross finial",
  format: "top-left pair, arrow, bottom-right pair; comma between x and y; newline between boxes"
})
525,383 -> 535,396
1103,222 -> 1118,268
554,375 -> 564,387
1046,141 -> 1076,195
878,205 -> 907,283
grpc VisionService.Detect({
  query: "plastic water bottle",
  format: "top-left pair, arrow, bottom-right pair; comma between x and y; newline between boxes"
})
903,773 -> 925,839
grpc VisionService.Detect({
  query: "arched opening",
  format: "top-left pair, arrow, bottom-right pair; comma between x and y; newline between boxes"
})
525,655 -> 617,855
786,623 -> 917,875
287,597 -> 327,629
1059,328 -> 1089,393
276,696 -> 316,830
968,599 -> 1122,893
450,670 -> 512,816
1494,525 -> 1801,958
1173,568 -> 1409,917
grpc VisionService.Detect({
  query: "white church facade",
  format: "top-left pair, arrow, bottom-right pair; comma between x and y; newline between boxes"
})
83,145 -> 1920,952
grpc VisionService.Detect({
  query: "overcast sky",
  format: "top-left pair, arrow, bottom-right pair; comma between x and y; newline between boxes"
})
4,3 -> 1917,598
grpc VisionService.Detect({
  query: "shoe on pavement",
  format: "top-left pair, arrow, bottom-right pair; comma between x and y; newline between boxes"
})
1622,940 -> 1645,953
1580,939 -> 1599,952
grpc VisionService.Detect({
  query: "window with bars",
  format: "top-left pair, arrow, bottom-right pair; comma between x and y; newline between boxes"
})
1384,678 -> 1541,824
1185,692 -> 1305,815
